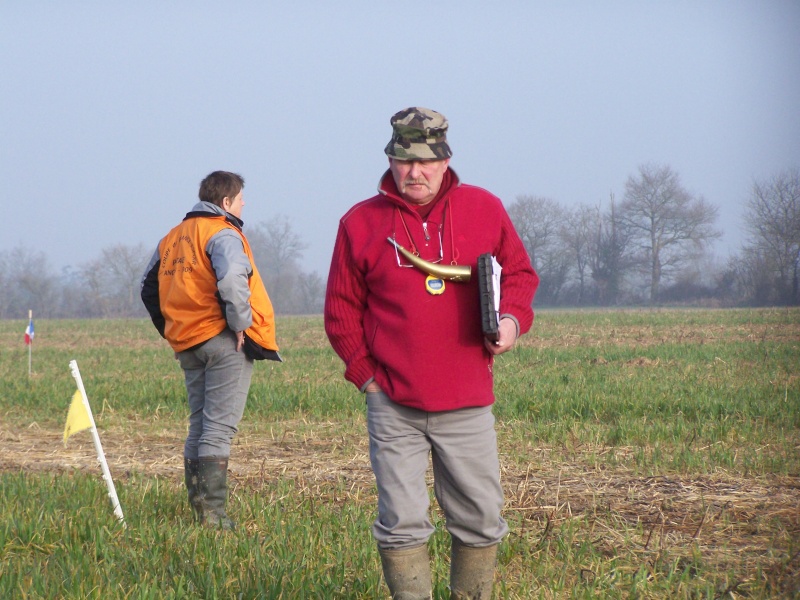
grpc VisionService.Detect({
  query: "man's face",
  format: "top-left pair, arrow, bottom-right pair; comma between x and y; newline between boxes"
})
389,157 -> 450,206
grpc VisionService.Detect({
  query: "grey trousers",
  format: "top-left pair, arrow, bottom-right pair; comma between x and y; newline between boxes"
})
178,329 -> 253,460
366,391 -> 508,550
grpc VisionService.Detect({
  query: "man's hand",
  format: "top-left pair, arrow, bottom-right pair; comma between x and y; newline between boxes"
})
484,318 -> 518,355
365,381 -> 383,393
236,331 -> 245,352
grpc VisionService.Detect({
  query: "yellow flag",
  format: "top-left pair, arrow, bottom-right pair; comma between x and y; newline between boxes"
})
64,390 -> 92,445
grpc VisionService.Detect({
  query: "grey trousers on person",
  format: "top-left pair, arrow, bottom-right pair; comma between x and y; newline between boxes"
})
178,329 -> 254,460
366,391 -> 509,550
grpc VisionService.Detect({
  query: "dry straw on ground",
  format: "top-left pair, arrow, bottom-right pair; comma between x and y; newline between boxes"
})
1,420 -> 798,594
2,311 -> 798,594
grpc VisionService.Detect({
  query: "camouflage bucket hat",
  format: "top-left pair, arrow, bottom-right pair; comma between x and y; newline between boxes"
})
384,107 -> 453,161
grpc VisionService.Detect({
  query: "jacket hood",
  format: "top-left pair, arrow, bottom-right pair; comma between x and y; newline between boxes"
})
184,201 -> 244,229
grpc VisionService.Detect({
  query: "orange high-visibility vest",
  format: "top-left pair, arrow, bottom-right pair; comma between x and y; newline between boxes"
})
157,215 -> 278,353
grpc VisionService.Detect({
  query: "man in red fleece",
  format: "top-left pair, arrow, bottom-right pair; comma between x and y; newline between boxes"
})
324,107 -> 538,599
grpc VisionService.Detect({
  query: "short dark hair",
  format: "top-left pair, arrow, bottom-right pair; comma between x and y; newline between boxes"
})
198,171 -> 245,207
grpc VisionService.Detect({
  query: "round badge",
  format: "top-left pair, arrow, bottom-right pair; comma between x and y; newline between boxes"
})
425,275 -> 445,295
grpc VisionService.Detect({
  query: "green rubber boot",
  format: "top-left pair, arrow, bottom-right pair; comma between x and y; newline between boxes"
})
378,544 -> 432,599
197,457 -> 235,531
184,457 -> 202,522
449,539 -> 498,599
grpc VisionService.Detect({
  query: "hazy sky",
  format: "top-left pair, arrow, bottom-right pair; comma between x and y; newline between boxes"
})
3,2 -> 799,276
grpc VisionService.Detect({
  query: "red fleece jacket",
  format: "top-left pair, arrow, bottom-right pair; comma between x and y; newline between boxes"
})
324,169 -> 539,412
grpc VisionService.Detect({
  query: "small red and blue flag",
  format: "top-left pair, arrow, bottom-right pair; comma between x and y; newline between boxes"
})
24,316 -> 34,345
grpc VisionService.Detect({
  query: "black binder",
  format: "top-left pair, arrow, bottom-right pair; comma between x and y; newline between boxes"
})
477,253 -> 499,341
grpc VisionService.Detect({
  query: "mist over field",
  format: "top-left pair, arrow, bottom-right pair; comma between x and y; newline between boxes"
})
2,2 -> 798,280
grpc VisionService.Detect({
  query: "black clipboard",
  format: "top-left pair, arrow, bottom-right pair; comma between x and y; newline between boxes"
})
477,253 -> 500,341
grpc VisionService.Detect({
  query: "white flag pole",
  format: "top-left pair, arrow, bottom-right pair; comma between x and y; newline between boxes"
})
69,359 -> 126,526
28,310 -> 32,376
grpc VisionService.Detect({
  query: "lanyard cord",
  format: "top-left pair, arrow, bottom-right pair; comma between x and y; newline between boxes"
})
396,207 -> 418,255
447,199 -> 459,265
394,200 -> 460,264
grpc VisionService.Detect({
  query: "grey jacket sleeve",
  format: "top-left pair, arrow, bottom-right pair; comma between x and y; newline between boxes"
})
206,229 -> 253,333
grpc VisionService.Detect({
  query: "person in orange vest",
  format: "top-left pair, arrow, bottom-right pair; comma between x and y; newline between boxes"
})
141,170 -> 280,530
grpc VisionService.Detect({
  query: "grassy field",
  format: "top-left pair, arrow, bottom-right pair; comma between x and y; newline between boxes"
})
0,308 -> 798,599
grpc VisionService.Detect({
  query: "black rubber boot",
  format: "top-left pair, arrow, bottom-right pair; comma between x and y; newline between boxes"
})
197,457 -> 235,531
184,457 -> 202,522
449,539 -> 497,599
378,544 -> 432,599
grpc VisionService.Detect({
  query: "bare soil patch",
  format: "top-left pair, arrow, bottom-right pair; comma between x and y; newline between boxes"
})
2,423 -> 798,593
523,321 -> 800,350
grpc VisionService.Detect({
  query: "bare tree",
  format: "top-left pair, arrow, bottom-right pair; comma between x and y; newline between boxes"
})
658,254 -> 726,305
0,246 -> 60,318
560,204 -> 595,305
58,266 -> 96,318
0,252 -> 9,318
110,243 -> 149,316
742,168 -> 800,305
619,164 -> 720,303
586,194 -> 637,306
508,195 -> 570,304
296,271 -> 326,315
248,215 -> 310,313
79,243 -> 149,317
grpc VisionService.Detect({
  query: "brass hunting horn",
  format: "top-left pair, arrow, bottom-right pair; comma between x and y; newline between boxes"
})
387,238 -> 471,282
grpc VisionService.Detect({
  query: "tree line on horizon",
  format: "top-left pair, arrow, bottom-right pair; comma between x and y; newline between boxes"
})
1,164 -> 797,320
